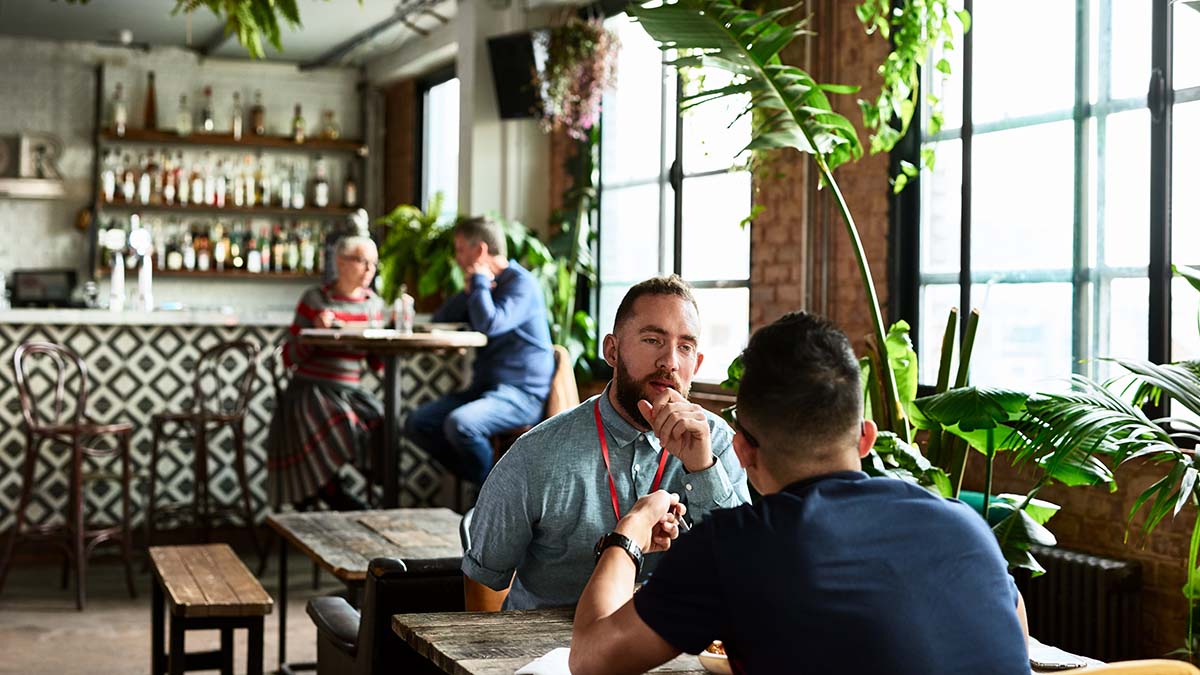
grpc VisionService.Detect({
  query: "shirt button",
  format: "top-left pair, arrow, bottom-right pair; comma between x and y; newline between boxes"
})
685,483 -> 693,492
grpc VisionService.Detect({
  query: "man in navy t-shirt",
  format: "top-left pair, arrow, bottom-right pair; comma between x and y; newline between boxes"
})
569,311 -> 1031,675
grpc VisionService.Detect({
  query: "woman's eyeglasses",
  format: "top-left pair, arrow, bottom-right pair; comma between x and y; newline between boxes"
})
340,255 -> 378,270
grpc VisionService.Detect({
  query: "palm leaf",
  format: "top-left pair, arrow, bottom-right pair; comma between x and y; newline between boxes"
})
629,0 -> 903,435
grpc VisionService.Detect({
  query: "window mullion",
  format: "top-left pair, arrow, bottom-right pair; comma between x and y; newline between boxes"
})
1148,0 -> 1173,372
1073,0 -> 1094,378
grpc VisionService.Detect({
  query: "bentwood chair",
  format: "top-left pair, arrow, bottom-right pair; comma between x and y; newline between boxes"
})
0,341 -> 137,610
144,340 -> 265,567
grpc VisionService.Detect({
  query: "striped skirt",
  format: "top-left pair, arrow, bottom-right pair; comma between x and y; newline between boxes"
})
266,377 -> 383,505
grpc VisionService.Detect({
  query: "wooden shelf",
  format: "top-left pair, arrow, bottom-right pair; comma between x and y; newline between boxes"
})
98,128 -> 368,156
98,266 -> 320,280
97,200 -> 356,219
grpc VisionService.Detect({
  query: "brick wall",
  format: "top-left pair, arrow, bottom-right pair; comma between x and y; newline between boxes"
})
383,79 -> 417,211
965,456 -> 1194,657
749,0 -> 890,356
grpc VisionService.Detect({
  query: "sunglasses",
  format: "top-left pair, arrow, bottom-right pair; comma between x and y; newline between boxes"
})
721,404 -> 760,448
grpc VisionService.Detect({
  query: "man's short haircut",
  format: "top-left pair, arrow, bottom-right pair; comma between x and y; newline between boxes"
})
737,312 -> 863,463
336,235 -> 377,258
454,216 -> 507,259
612,275 -> 699,331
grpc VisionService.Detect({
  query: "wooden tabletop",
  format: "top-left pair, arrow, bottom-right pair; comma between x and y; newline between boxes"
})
392,608 -> 708,675
265,508 -> 463,582
149,544 -> 273,617
298,328 -> 487,355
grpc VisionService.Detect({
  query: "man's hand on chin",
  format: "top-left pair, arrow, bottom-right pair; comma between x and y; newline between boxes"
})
638,389 -> 715,472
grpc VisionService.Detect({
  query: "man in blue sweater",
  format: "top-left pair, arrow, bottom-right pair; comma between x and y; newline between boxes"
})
405,216 -> 555,486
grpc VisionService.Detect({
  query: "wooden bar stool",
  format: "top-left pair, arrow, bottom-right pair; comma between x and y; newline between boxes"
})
0,341 -> 137,610
149,544 -> 272,675
145,341 -> 265,566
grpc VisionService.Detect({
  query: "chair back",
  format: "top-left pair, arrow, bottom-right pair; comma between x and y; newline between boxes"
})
12,341 -> 88,431
192,340 -> 260,418
358,556 -> 464,675
544,345 -> 580,419
261,343 -> 293,402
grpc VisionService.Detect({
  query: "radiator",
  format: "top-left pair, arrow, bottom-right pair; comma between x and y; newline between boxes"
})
1013,545 -> 1142,662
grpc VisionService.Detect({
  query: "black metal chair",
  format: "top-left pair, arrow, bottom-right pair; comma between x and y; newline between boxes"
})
0,341 -> 137,610
144,340 -> 265,566
306,556 -> 464,675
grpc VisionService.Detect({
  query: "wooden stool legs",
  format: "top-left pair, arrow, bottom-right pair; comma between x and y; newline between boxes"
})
152,576 -> 266,675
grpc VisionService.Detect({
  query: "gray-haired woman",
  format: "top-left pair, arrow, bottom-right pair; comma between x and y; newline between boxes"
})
267,235 -> 385,510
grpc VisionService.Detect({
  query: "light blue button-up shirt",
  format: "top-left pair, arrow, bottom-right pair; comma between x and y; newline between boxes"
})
462,384 -> 751,609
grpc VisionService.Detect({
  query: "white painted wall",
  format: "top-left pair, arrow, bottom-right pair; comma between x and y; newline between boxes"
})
0,35 -> 362,311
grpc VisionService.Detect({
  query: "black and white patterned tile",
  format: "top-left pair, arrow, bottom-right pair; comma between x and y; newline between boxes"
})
0,322 -> 469,533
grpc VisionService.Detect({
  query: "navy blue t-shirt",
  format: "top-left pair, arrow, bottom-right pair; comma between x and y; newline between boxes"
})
633,471 -> 1030,675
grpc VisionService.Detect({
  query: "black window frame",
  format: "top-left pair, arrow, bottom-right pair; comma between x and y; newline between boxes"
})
413,63 -> 458,214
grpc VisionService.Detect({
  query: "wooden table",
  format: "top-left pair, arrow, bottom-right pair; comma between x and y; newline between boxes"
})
267,508 -> 463,675
298,327 -> 487,507
392,608 -> 707,675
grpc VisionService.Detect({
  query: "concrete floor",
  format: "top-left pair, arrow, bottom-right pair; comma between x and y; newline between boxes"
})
0,549 -> 343,675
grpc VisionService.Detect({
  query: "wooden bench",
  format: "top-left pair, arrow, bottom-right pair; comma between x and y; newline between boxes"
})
149,544 -> 273,675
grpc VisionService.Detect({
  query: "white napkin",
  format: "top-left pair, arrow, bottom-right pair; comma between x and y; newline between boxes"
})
514,647 -> 572,675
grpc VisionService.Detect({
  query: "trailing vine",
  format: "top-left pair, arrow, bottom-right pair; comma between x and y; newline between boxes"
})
856,0 -> 970,192
534,17 -> 620,141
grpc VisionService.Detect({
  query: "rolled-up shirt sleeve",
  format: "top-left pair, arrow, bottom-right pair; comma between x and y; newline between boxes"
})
678,421 -> 749,524
461,452 -> 535,591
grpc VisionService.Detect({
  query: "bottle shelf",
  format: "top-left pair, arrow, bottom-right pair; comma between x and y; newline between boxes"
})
97,266 -> 321,280
97,200 -> 357,219
98,128 -> 367,156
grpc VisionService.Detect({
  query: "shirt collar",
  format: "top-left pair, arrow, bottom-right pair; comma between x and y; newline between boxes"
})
597,382 -> 661,452
781,470 -> 868,496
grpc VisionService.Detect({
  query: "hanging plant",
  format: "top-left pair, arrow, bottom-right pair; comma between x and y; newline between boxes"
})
534,17 -> 619,141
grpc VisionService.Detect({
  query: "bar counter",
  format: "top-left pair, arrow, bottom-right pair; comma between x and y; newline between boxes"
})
0,309 -> 470,534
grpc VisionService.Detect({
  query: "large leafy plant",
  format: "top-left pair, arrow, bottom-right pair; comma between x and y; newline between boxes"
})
1011,265 -> 1200,659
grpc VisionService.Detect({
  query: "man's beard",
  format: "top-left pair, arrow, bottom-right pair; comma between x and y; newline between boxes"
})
613,358 -> 688,430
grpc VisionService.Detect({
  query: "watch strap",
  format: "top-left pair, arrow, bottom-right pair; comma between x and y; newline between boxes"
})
594,531 -> 644,575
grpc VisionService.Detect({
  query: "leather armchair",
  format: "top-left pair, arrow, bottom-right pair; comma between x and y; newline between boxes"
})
306,556 -> 464,675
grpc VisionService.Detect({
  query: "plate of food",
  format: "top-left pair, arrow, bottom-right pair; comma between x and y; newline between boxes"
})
697,641 -> 732,675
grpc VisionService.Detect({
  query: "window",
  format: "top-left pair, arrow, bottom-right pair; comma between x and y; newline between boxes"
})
418,70 -> 459,220
596,13 -> 751,384
900,0 -> 1195,394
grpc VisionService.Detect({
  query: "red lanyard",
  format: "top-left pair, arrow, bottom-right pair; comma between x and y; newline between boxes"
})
594,399 -> 670,521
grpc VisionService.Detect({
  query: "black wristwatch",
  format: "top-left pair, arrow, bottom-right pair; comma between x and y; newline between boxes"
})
594,532 -> 644,575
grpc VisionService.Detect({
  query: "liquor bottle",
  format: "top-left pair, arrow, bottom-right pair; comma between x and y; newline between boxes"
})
153,220 -> 166,270
190,162 -> 204,206
279,163 -> 292,208
231,91 -> 244,141
120,154 -> 136,202
150,150 -> 165,203
241,155 -> 255,207
292,104 -> 305,143
196,226 -> 211,271
258,228 -> 271,272
310,155 -> 330,208
213,158 -> 227,208
272,225 -> 286,272
176,94 -> 192,137
181,230 -> 195,271
299,227 -> 315,273
162,153 -> 176,205
176,152 -> 190,205
100,150 -> 117,202
246,233 -> 262,273
342,163 -> 358,208
256,154 -> 272,207
230,221 -> 244,268
137,153 -> 152,204
213,221 -> 227,271
202,152 -> 216,206
110,83 -> 127,137
320,110 -> 340,140
201,86 -> 215,133
165,232 -> 184,271
247,90 -> 265,136
291,165 -> 306,209
144,71 -> 158,131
